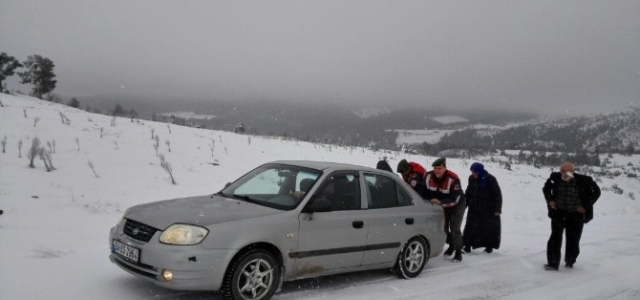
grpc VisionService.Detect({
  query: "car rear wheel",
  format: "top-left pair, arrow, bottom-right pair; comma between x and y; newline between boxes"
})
222,249 -> 279,300
393,237 -> 428,279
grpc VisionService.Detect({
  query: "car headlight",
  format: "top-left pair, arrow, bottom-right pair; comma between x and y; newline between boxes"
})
118,209 -> 129,225
159,224 -> 209,245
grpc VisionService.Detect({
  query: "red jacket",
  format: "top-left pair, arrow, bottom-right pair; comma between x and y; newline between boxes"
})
408,162 -> 426,175
424,169 -> 464,208
404,162 -> 427,197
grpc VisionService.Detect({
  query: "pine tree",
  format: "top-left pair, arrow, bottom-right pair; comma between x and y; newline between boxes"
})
113,104 -> 124,116
68,97 -> 80,108
18,55 -> 57,99
0,52 -> 23,92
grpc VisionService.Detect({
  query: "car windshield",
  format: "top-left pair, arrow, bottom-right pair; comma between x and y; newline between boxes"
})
220,163 -> 322,210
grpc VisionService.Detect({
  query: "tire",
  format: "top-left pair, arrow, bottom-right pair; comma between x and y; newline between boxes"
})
393,237 -> 428,279
222,249 -> 279,300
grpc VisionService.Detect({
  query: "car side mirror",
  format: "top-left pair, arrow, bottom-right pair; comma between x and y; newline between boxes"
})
224,182 -> 232,188
302,196 -> 332,213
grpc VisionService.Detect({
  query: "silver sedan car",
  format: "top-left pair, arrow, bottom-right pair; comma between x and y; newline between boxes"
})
109,160 -> 446,300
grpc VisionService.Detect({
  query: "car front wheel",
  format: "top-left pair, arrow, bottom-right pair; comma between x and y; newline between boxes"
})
393,237 -> 428,279
222,249 -> 279,300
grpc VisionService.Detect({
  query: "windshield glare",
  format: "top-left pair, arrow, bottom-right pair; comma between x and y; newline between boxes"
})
222,163 -> 322,210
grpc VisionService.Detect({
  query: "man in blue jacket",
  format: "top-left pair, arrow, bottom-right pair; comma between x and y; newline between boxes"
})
542,161 -> 601,270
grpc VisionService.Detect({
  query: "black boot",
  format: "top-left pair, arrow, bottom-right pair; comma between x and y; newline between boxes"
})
443,246 -> 454,257
544,264 -> 559,271
484,247 -> 493,254
462,246 -> 471,254
452,251 -> 463,262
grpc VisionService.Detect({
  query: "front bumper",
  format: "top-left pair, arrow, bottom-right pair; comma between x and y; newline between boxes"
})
109,225 -> 234,291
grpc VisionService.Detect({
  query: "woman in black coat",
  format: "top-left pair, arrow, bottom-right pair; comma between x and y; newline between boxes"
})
463,162 -> 502,253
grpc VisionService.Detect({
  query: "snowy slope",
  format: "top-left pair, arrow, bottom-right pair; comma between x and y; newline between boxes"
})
1,93 -> 639,300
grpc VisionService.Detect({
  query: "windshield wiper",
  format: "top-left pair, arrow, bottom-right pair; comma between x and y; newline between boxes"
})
232,194 -> 260,205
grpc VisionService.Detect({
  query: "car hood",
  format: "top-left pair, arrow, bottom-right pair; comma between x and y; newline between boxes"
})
125,194 -> 284,230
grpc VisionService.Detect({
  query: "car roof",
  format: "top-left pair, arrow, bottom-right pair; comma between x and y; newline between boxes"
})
269,160 -> 387,173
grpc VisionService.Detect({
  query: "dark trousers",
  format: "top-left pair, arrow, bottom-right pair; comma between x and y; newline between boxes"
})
546,209 -> 584,267
444,204 -> 466,251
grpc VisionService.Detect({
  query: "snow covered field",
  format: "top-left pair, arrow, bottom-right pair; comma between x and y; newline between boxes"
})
1,93 -> 639,300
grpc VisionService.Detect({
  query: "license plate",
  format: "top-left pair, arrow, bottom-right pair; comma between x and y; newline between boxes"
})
112,240 -> 140,263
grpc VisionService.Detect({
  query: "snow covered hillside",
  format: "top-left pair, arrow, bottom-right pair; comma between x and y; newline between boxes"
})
1,94 -> 640,300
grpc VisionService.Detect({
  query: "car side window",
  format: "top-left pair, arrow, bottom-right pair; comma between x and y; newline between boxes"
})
396,184 -> 413,206
365,173 -> 412,209
312,172 -> 361,211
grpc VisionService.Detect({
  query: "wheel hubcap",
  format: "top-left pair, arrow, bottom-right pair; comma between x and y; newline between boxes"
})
404,241 -> 425,273
237,258 -> 274,300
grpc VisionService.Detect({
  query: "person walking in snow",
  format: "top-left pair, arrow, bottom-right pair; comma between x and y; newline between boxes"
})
462,162 -> 502,254
396,159 -> 427,197
425,157 -> 466,262
542,161 -> 601,270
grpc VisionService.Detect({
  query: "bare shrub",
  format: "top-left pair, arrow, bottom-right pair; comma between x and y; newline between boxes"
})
75,137 -> 80,151
100,127 -> 104,138
23,108 -> 27,118
167,124 -> 171,134
165,140 -> 171,152
87,160 -> 99,178
611,184 -> 624,195
58,112 -> 71,125
18,139 -> 23,158
28,137 -> 41,168
38,147 -> 55,171
629,192 -> 635,201
159,154 -> 176,184
153,135 -> 160,156
46,140 -> 55,154
33,117 -> 40,127
210,139 -> 215,157
151,128 -> 155,139
1,135 -> 6,153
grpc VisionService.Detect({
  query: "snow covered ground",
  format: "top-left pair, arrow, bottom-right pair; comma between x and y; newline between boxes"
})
1,93 -> 639,300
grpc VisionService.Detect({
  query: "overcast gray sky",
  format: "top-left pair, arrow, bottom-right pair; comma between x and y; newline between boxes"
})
1,0 -> 639,115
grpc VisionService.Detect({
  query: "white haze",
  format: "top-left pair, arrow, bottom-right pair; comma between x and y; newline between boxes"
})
1,1 -> 639,115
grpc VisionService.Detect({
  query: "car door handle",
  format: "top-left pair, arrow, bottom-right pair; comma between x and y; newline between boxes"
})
352,221 -> 364,229
405,218 -> 414,225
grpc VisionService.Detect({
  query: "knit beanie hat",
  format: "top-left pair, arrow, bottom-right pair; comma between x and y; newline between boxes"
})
432,157 -> 446,167
397,159 -> 409,173
470,162 -> 485,173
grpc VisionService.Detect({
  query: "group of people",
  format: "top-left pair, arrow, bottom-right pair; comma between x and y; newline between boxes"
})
394,157 -> 499,263
389,157 -> 600,270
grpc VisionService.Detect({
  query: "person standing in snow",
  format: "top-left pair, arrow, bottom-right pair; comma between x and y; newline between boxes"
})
542,161 -> 601,270
376,157 -> 395,174
462,162 -> 502,254
425,157 -> 466,262
396,159 -> 427,197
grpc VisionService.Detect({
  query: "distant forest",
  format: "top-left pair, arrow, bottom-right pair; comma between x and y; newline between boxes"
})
75,95 -> 640,167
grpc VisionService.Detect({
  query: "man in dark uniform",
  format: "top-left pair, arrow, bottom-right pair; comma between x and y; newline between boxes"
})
425,157 -> 466,262
543,161 -> 601,270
